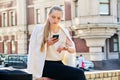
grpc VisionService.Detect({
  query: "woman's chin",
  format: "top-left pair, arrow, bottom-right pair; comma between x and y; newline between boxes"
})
51,24 -> 58,26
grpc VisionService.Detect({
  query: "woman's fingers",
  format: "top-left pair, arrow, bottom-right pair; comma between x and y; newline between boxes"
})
47,38 -> 59,46
52,38 -> 59,44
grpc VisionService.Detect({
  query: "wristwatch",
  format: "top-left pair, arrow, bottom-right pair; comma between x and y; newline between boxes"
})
64,46 -> 69,50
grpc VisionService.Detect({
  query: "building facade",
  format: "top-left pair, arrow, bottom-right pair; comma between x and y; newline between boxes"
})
0,0 -> 120,61
71,0 -> 120,61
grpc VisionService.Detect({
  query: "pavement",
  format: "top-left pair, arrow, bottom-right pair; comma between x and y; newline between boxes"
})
0,65 -> 27,73
0,65 -> 4,68
93,59 -> 120,70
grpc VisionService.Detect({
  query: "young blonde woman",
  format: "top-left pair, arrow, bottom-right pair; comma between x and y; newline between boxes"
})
27,5 -> 86,80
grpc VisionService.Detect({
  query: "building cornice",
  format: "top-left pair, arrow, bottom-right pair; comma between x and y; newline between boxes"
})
0,0 -> 14,4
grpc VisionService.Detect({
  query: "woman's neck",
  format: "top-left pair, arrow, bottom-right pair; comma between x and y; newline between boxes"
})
50,25 -> 60,33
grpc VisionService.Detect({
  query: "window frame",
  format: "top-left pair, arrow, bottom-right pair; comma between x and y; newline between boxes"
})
36,9 -> 41,24
9,10 -> 16,26
45,7 -> 50,20
60,5 -> 65,21
99,0 -> 110,16
113,38 -> 119,52
74,0 -> 78,17
2,12 -> 8,27
3,40 -> 8,54
109,34 -> 119,52
11,40 -> 16,54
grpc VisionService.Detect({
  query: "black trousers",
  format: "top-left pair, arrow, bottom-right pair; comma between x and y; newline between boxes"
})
42,61 -> 86,80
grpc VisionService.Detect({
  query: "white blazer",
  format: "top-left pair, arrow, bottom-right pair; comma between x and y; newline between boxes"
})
27,24 -> 76,79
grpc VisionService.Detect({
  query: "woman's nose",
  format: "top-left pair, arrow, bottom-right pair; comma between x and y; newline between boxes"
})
54,19 -> 58,23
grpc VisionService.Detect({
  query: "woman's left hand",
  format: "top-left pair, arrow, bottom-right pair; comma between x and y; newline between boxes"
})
57,45 -> 65,53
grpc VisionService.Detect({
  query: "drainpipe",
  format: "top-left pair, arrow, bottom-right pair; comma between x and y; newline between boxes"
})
25,0 -> 28,54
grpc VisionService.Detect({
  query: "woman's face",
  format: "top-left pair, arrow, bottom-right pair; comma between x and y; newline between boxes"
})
48,10 -> 62,26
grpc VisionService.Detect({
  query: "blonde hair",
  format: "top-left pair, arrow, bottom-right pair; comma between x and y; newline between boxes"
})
40,5 -> 63,52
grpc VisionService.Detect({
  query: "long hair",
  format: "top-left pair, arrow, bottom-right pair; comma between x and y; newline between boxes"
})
40,5 -> 63,52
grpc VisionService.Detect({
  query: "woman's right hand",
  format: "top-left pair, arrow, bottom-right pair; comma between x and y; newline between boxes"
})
47,38 -> 59,47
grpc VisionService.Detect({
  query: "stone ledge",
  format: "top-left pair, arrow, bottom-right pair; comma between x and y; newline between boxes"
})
85,70 -> 120,80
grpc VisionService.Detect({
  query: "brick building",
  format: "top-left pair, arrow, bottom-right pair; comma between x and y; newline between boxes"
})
0,0 -> 120,62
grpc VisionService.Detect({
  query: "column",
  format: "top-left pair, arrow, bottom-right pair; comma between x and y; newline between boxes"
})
85,38 -> 106,61
16,0 -> 28,54
16,0 -> 27,26
17,31 -> 27,54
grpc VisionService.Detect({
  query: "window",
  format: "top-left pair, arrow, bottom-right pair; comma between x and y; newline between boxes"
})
36,9 -> 41,24
109,34 -> 119,52
2,12 -> 7,27
12,40 -> 15,54
3,41 -> 8,54
117,17 -> 119,22
9,11 -> 16,26
113,38 -> 119,52
75,1 -> 78,17
45,7 -> 50,19
99,0 -> 110,15
60,5 -> 65,21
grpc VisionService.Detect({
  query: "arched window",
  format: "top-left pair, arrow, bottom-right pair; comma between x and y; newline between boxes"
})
45,7 -> 50,19
3,40 -> 8,54
109,34 -> 119,52
2,12 -> 7,27
36,9 -> 41,24
74,0 -> 78,17
11,40 -> 15,54
9,11 -> 16,26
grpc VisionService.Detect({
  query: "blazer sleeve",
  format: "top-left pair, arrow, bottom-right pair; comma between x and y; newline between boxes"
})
62,27 -> 76,51
62,28 -> 76,67
27,26 -> 38,77
27,25 -> 44,79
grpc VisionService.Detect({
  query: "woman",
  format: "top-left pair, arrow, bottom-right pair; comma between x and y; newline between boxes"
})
27,5 -> 86,80
78,55 -> 85,70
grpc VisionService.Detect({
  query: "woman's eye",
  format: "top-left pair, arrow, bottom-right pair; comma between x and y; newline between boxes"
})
57,17 -> 61,20
52,16 -> 55,19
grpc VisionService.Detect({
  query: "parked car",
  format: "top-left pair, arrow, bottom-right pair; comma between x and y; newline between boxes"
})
76,56 -> 94,71
0,54 -> 6,65
4,54 -> 27,69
